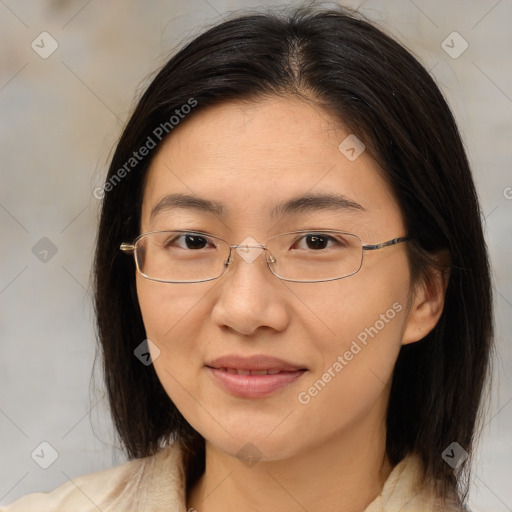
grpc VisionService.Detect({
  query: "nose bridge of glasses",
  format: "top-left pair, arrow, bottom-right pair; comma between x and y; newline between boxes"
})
228,236 -> 274,265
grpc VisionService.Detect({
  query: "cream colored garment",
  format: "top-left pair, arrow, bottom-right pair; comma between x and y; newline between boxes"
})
1,443 -> 464,511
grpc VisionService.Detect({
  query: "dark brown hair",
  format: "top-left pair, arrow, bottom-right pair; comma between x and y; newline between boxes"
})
93,4 -> 493,505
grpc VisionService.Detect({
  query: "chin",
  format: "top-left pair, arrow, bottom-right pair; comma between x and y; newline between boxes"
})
191,419 -> 306,462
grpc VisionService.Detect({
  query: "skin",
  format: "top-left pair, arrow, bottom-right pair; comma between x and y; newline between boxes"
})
136,96 -> 447,512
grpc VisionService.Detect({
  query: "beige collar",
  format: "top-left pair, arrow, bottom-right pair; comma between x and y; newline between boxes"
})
134,443 -> 461,511
1,441 -> 464,511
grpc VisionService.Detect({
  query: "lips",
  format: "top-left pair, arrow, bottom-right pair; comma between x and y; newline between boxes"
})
216,368 -> 283,375
206,354 -> 306,373
206,355 -> 307,398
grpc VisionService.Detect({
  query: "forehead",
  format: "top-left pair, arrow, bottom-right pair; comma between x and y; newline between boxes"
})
140,97 -> 403,232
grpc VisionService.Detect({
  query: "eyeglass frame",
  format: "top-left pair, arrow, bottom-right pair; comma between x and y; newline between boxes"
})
120,229 -> 410,284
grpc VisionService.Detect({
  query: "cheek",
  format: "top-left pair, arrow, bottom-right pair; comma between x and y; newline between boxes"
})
293,256 -> 410,410
136,277 -> 222,443
135,276 -> 208,380
294,298 -> 407,438
136,275 -> 206,340
293,252 -> 410,353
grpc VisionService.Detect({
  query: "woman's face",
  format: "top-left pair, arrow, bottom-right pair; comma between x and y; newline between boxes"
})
136,96 -> 416,461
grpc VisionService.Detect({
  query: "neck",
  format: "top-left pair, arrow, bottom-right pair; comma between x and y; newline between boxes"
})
187,406 -> 393,512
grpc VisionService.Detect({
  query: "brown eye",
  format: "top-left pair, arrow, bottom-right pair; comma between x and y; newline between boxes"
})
291,233 -> 348,251
162,233 -> 215,251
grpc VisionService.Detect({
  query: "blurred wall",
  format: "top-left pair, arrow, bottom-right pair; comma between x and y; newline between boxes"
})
1,0 -> 511,510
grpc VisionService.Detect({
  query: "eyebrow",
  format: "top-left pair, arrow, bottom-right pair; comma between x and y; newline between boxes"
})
149,192 -> 366,221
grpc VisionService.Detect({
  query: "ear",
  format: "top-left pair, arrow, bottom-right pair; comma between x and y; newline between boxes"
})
402,256 -> 450,345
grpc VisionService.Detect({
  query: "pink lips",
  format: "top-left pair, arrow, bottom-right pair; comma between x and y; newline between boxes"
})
206,355 -> 307,398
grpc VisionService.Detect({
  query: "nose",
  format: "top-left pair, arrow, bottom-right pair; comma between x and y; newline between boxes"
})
210,241 -> 289,336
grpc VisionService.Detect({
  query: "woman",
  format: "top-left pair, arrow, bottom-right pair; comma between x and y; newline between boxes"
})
1,5 -> 493,511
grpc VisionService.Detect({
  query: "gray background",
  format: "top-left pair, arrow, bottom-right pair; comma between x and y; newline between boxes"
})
0,0 -> 510,510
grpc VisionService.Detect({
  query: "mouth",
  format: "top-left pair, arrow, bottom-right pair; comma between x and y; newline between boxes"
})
205,355 -> 308,398
213,368 -> 290,375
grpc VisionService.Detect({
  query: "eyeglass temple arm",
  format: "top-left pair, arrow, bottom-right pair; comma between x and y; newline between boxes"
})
120,243 -> 135,253
362,236 -> 409,251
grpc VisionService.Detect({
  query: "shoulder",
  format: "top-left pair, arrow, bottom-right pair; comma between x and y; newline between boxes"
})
0,442 -> 186,512
0,458 -> 143,512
